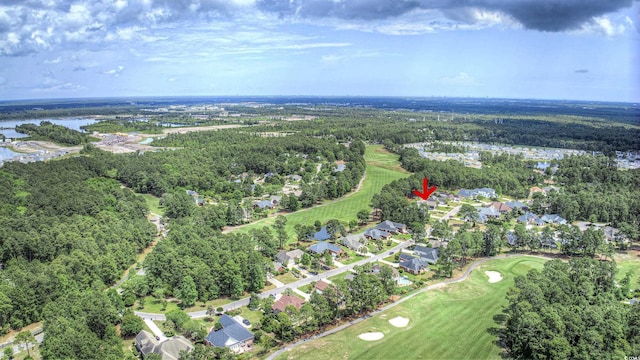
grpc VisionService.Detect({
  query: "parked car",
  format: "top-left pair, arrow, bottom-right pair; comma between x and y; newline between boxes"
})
242,319 -> 251,326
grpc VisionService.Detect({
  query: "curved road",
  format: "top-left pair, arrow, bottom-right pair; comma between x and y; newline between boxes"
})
266,253 -> 553,360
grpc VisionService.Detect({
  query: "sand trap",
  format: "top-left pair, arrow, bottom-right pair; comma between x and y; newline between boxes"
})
359,332 -> 384,341
485,271 -> 503,283
389,316 -> 409,328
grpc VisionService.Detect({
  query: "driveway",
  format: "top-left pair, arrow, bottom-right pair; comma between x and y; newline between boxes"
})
144,319 -> 168,342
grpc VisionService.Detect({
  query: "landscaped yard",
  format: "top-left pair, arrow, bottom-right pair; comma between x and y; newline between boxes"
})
231,145 -> 410,240
277,256 -> 548,360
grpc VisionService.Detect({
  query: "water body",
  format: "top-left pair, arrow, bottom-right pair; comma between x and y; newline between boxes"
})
139,137 -> 154,144
0,118 -> 97,138
0,147 -> 18,161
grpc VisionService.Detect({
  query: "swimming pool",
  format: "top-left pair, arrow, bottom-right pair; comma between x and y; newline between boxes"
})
396,276 -> 413,286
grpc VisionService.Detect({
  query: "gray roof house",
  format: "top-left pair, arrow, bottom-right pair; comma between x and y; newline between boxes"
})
205,315 -> 254,354
376,220 -> 407,234
517,212 -> 545,226
414,245 -> 438,264
505,201 -> 529,210
541,214 -> 567,225
275,249 -> 304,267
363,228 -> 391,240
340,234 -> 367,252
309,242 -> 343,256
458,188 -> 497,199
399,255 -> 429,274
135,331 -> 193,360
477,206 -> 501,223
254,199 -> 275,209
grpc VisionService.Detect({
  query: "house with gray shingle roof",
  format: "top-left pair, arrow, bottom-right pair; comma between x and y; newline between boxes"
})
376,220 -> 407,234
275,249 -> 304,268
135,331 -> 193,360
413,245 -> 438,264
363,228 -> 391,241
205,315 -> 254,354
309,242 -> 343,256
541,214 -> 567,225
517,212 -> 544,226
340,234 -> 367,252
399,255 -> 429,274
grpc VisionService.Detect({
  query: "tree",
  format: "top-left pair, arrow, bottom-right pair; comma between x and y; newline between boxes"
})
326,219 -> 344,241
162,192 -> 195,219
120,310 -> 145,337
273,215 -> 288,249
348,219 -> 358,233
15,331 -> 36,359
357,209 -> 370,225
2,347 -> 13,360
459,204 -> 478,222
178,276 -> 198,307
410,222 -> 426,243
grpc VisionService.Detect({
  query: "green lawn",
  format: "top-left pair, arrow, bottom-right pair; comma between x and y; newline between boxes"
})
234,145 -> 409,241
278,256 -> 548,360
141,193 -> 164,216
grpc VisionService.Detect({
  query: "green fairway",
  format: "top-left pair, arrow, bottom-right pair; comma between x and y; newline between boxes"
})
233,145 -> 409,239
278,256 -> 548,360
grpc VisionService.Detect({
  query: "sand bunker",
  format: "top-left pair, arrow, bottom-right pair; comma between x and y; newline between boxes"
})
359,332 -> 384,341
485,271 -> 503,283
389,316 -> 409,328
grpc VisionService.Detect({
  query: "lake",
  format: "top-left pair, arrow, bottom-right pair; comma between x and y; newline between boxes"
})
0,118 -> 97,138
0,146 -> 18,161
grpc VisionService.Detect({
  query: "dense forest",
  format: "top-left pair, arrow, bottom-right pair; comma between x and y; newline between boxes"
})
503,258 -> 638,359
0,158 -> 156,332
15,121 -> 92,145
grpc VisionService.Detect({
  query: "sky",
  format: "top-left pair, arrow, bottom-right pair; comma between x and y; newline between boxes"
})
0,0 -> 638,102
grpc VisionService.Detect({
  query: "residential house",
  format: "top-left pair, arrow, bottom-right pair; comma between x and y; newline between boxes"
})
315,280 -> 330,294
334,163 -> 347,172
529,187 -> 544,197
272,261 -> 285,274
363,228 -> 391,241
413,245 -> 438,264
135,331 -> 193,360
489,202 -> 512,214
275,249 -> 304,268
541,214 -> 567,225
253,199 -> 275,209
205,315 -> 254,354
308,242 -> 343,256
505,201 -> 529,211
340,234 -> 367,252
458,188 -> 497,199
309,226 -> 331,241
399,255 -> 429,274
506,231 -> 517,246
517,212 -> 545,226
376,220 -> 407,234
272,295 -> 305,314
477,206 -> 501,223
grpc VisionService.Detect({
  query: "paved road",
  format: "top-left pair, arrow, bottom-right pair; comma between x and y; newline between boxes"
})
439,205 -> 461,222
135,239 -> 414,321
266,253 -> 553,360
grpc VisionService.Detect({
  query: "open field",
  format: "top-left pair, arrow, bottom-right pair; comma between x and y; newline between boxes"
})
141,193 -> 164,216
232,145 -> 410,240
277,256 -> 548,360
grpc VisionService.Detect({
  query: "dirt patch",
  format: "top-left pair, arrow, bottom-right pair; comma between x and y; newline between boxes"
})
485,271 -> 503,283
389,316 -> 409,328
359,332 -> 384,341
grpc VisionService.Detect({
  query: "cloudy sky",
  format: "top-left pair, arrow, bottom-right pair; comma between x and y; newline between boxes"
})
0,0 -> 638,102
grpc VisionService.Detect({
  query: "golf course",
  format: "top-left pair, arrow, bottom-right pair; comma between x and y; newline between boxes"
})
277,256 -> 547,360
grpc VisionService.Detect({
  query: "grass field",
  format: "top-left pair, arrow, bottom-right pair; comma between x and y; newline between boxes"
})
141,193 -> 164,216
278,256 -> 548,360
233,145 -> 409,240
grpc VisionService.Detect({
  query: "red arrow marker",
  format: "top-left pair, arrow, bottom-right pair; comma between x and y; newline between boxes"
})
413,177 -> 437,200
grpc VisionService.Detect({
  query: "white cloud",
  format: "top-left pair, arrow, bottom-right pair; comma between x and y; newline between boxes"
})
104,65 -> 125,76
439,72 -> 477,86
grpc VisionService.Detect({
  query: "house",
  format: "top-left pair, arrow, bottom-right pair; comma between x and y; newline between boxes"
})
253,199 -> 275,209
363,228 -> 391,241
505,201 -> 529,211
517,212 -> 544,226
185,190 -> 198,197
135,331 -> 193,360
413,245 -> 438,264
315,280 -> 330,294
541,214 -> 567,225
375,220 -> 407,234
309,226 -> 331,241
489,202 -> 512,214
334,163 -> 347,172
458,188 -> 497,199
205,315 -> 254,354
399,255 -> 429,274
341,234 -> 367,252
275,249 -> 304,268
423,199 -> 438,210
477,206 -> 501,223
272,295 -> 305,314
529,187 -> 544,197
308,242 -> 343,256
506,231 -> 517,246
270,195 -> 282,204
272,261 -> 285,274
